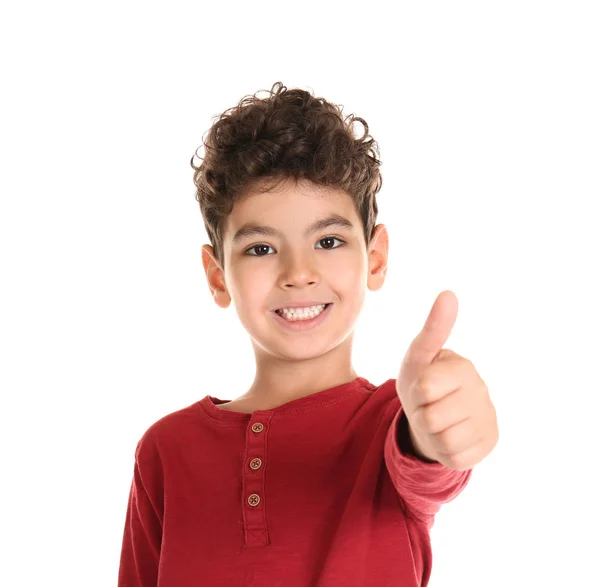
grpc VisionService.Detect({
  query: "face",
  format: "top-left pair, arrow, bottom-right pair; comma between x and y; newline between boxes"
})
201,178 -> 388,363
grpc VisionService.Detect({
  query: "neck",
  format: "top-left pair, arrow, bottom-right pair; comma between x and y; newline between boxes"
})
242,337 -> 357,410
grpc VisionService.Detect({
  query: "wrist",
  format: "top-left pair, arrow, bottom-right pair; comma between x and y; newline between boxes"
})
398,411 -> 438,463
408,422 -> 438,463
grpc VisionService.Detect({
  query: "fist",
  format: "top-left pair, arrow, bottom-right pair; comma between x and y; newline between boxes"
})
396,291 -> 498,470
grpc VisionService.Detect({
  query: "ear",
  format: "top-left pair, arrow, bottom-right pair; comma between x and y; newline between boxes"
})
201,245 -> 231,309
367,224 -> 389,292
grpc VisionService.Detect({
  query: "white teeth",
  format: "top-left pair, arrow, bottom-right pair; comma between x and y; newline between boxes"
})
276,304 -> 327,321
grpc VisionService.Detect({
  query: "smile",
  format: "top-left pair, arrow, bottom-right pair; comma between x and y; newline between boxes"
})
275,304 -> 328,321
272,303 -> 333,331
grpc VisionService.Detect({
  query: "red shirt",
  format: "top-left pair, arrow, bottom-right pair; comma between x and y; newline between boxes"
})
118,377 -> 471,586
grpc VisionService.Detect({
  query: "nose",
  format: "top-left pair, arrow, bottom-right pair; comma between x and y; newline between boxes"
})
277,250 -> 320,289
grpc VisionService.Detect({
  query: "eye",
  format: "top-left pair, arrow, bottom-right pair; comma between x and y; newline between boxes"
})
316,236 -> 345,250
244,237 -> 345,256
245,244 -> 275,256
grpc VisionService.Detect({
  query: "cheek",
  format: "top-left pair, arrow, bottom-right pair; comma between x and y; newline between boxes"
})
324,252 -> 367,288
229,264 -> 273,309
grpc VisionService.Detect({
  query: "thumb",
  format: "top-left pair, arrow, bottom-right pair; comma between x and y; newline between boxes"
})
396,290 -> 459,396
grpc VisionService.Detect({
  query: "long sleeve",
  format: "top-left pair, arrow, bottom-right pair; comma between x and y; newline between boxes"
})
118,453 -> 163,587
113,377 -> 471,586
384,407 -> 472,528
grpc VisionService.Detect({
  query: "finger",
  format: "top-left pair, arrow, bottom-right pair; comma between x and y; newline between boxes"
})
400,290 -> 459,382
412,386 -> 468,434
437,437 -> 486,471
429,418 -> 481,458
410,356 -> 470,408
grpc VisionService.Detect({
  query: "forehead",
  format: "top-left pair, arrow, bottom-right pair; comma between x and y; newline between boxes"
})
223,179 -> 360,238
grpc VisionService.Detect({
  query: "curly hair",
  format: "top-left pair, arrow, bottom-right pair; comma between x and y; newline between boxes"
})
190,82 -> 383,268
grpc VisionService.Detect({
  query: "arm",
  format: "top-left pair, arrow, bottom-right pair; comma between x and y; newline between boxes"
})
118,456 -> 162,586
398,409 -> 438,464
385,407 -> 471,526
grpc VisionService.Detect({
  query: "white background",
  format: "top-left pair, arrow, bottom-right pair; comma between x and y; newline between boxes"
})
1,1 -> 598,585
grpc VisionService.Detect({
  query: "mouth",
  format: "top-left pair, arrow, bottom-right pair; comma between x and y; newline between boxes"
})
274,303 -> 331,321
272,303 -> 333,331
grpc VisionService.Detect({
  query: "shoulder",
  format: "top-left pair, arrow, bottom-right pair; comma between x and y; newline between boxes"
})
134,400 -> 202,464
352,377 -> 401,423
367,377 -> 400,407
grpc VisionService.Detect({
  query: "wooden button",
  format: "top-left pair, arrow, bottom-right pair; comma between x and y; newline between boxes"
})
249,458 -> 262,470
248,493 -> 261,507
251,422 -> 264,433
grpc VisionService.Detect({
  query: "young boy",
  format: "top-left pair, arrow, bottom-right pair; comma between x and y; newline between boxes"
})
117,82 -> 498,587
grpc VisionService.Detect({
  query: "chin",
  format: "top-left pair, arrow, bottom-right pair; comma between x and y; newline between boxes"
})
271,337 -> 349,362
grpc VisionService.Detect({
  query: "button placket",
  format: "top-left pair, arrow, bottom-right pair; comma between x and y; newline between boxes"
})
243,413 -> 272,548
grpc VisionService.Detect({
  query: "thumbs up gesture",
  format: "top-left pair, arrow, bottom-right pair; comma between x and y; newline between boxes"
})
396,291 -> 498,470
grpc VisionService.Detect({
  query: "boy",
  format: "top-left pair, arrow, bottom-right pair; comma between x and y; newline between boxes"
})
117,82 -> 498,586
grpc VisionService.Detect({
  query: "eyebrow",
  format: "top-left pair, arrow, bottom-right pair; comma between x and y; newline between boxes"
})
231,214 -> 356,243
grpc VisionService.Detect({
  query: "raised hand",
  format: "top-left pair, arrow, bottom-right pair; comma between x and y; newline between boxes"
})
396,291 -> 498,470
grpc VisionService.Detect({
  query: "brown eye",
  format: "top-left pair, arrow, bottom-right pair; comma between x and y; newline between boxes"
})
245,244 -> 274,256
317,237 -> 344,250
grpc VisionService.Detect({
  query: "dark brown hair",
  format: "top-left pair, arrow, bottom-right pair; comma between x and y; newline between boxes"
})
190,82 -> 383,268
